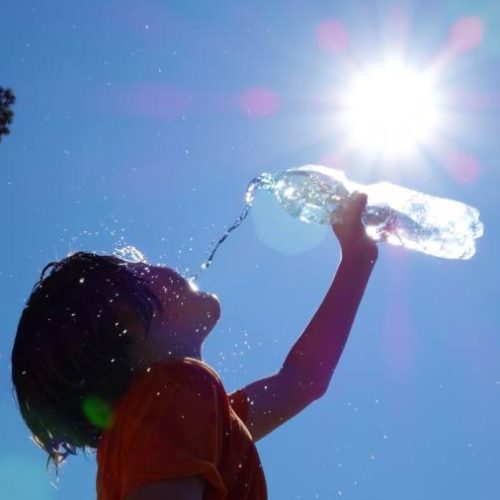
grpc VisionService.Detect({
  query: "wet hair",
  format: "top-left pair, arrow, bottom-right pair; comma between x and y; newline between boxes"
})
11,251 -> 162,468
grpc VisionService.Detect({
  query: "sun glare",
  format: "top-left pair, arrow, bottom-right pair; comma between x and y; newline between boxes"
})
339,60 -> 443,157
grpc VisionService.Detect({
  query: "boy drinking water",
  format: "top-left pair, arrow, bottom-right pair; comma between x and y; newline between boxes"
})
11,193 -> 377,499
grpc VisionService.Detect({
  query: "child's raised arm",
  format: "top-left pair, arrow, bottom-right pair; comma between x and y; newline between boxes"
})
236,193 -> 378,441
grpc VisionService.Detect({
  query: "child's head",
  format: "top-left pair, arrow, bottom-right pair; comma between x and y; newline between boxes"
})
11,251 -> 220,466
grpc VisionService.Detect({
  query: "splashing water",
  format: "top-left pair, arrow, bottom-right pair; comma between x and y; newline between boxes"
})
109,176 -> 274,285
113,245 -> 148,263
190,173 -> 275,282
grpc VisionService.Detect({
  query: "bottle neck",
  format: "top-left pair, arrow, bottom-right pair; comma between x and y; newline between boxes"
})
245,172 -> 276,204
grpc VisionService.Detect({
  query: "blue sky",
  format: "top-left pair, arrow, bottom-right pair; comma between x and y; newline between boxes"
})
1,1 -> 499,499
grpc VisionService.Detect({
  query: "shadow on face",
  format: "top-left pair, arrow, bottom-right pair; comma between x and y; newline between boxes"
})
121,261 -> 221,350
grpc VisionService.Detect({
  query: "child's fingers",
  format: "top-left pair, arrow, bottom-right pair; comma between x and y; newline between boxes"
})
332,192 -> 366,233
347,192 -> 367,221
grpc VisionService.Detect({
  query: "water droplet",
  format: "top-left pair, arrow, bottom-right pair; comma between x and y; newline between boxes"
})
113,245 -> 147,263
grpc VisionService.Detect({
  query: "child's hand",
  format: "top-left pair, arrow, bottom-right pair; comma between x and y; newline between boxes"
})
332,192 -> 378,257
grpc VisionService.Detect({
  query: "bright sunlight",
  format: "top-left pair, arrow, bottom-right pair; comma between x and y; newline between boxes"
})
339,59 -> 443,157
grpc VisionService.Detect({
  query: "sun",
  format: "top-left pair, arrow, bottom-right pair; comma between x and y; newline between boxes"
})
338,59 -> 444,157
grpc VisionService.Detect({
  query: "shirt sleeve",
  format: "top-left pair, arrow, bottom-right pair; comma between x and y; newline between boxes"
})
120,362 -> 228,499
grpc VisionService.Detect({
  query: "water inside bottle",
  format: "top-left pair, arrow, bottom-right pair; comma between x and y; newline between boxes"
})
361,182 -> 484,259
277,166 -> 484,260
272,167 -> 351,225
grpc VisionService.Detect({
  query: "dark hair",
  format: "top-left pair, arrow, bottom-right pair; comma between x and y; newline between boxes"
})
11,252 -> 161,467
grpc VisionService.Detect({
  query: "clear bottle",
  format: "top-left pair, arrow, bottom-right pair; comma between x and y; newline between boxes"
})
246,164 -> 484,260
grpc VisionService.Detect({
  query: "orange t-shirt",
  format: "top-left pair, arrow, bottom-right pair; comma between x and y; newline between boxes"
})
96,358 -> 267,499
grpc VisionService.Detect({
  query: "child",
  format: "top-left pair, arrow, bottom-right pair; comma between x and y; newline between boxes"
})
11,193 -> 378,500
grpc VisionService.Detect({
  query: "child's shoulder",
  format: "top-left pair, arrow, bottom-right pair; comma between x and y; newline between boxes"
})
130,357 -> 225,399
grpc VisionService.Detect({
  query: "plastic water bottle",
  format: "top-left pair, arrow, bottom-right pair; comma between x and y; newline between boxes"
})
246,164 -> 484,260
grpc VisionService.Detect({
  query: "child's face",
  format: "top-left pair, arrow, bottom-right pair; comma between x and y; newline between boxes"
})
124,261 -> 221,359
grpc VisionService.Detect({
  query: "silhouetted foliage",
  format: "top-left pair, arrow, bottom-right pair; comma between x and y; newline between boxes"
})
0,87 -> 16,141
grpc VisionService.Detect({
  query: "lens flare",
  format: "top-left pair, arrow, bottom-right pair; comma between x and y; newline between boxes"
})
238,87 -> 280,118
315,19 -> 349,53
82,395 -> 114,429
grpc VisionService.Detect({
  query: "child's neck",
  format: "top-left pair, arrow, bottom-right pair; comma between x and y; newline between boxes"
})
131,341 -> 202,368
